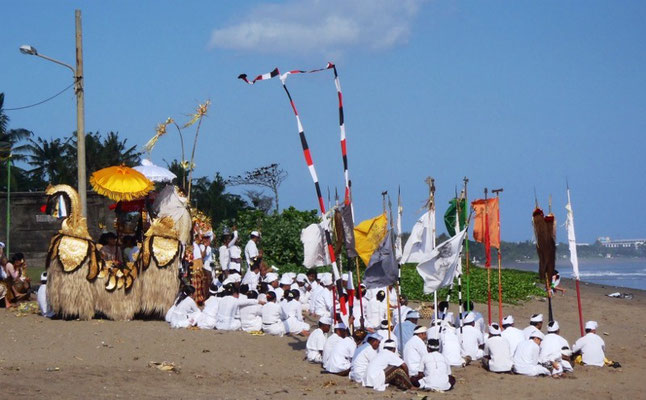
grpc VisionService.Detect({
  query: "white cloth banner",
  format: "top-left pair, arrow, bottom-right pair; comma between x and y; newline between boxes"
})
301,220 -> 331,268
565,189 -> 580,280
416,229 -> 466,294
395,201 -> 403,262
402,209 -> 436,264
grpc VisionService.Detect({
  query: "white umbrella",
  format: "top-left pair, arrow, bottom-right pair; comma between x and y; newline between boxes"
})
133,159 -> 176,183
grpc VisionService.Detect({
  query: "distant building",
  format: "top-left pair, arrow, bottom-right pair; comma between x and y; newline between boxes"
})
597,237 -> 646,248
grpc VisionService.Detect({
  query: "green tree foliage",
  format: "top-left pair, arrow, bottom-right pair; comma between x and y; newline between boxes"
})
25,136 -> 76,185
218,206 -> 320,266
0,92 -> 35,191
190,172 -> 250,226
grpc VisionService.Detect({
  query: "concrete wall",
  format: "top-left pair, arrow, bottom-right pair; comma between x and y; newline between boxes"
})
0,191 -> 115,268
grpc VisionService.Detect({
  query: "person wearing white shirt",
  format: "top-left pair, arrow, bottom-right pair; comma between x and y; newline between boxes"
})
168,286 -> 201,328
244,231 -> 260,269
322,326 -> 344,370
227,230 -> 242,273
239,290 -> 264,332
363,340 -> 412,392
483,323 -> 513,373
501,315 -> 525,355
403,326 -> 428,386
461,301 -> 486,333
313,275 -> 334,317
572,320 -> 606,367
218,230 -> 233,275
37,272 -> 54,318
261,291 -> 288,336
523,313 -> 544,339
513,331 -> 550,376
419,338 -> 455,392
196,286 -> 220,329
376,320 -> 393,350
365,290 -> 387,330
350,333 -> 381,383
306,316 -> 332,363
241,256 -> 261,290
215,287 -> 259,331
539,320 -> 573,374
392,295 -> 412,326
283,290 -> 310,335
325,323 -> 356,375
460,312 -> 485,360
441,321 -> 466,367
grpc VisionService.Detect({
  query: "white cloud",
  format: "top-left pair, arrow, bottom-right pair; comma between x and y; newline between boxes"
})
209,0 -> 426,55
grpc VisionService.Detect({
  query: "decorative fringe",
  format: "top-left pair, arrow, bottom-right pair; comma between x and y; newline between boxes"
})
138,257 -> 180,318
47,258 -> 95,321
93,275 -> 141,321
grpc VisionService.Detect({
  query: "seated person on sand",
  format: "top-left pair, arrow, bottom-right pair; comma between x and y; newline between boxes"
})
167,285 -> 201,328
350,332 -> 382,383
539,320 -> 573,376
419,338 -> 456,392
523,314 -> 544,340
376,320 -> 393,350
2,253 -> 31,302
460,301 -> 486,333
196,284 -> 220,330
0,256 -> 14,307
240,290 -> 264,332
513,331 -> 550,376
214,285 -> 259,331
460,312 -> 485,361
324,322 -> 357,376
283,289 -> 310,335
306,316 -> 332,363
501,315 -> 525,355
37,272 -> 55,318
440,315 -> 468,367
363,339 -> 412,392
261,291 -> 288,336
483,323 -> 513,373
404,326 -> 428,387
394,310 -> 420,349
572,321 -> 608,367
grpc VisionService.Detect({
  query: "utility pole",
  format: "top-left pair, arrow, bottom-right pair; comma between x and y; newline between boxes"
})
75,9 -> 87,216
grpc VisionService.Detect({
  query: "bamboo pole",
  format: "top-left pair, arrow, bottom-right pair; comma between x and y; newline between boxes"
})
484,188 -> 492,325
492,188 -> 504,327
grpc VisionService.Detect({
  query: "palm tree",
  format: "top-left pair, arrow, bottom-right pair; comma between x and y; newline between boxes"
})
0,93 -> 33,191
25,137 -> 75,186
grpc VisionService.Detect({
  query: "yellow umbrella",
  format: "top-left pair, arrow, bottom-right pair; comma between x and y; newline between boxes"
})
90,165 -> 154,202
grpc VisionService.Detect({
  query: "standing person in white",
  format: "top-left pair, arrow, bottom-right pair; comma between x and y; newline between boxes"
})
244,231 -> 260,270
306,316 -> 332,363
572,321 -> 606,367
363,340 -> 412,392
501,315 -> 525,355
325,323 -> 356,375
403,326 -> 428,386
513,331 -> 550,376
460,312 -> 485,360
523,314 -> 544,339
350,333 -> 381,383
483,323 -> 513,373
419,338 -> 455,392
365,290 -> 387,330
218,229 -> 233,276
37,272 -> 54,318
227,229 -> 242,274
539,320 -> 573,374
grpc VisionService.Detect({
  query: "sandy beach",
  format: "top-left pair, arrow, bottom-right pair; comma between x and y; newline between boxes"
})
1,278 -> 644,400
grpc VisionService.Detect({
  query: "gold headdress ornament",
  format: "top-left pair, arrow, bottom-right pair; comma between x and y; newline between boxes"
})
183,100 -> 211,128
143,117 -> 174,154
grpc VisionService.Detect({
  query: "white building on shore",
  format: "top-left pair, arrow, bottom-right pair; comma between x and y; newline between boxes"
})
597,237 -> 645,248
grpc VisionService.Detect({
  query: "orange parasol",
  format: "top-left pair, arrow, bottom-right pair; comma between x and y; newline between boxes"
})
90,165 -> 154,202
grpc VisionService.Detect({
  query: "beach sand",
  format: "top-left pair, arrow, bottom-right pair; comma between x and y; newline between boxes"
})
1,278 -> 644,400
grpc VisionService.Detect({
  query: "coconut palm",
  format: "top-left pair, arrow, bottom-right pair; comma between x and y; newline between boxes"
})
0,93 -> 33,191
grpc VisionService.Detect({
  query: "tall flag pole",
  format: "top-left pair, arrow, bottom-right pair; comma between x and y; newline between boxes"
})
388,194 -> 404,355
425,177 -> 438,321
566,184 -> 584,336
238,68 -> 343,293
492,188 -> 504,327
455,192 -> 464,334
463,177 -> 470,311
484,188 -> 492,325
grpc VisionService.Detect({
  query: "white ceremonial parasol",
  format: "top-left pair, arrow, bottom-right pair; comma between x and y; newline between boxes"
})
133,159 -> 176,183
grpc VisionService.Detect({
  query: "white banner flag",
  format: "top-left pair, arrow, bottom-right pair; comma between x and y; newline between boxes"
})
565,189 -> 580,280
402,209 -> 436,263
416,229 -> 466,294
301,220 -> 331,268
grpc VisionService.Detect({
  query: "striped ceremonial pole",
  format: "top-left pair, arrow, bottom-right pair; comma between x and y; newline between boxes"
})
455,196 -> 464,334
239,69 -> 343,293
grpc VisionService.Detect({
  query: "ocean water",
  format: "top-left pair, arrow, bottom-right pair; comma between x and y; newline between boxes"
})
505,258 -> 646,291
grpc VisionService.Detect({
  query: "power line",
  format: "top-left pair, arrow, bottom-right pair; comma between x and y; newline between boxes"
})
4,81 -> 75,111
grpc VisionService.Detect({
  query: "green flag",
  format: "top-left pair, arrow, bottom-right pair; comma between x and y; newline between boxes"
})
444,198 -> 467,236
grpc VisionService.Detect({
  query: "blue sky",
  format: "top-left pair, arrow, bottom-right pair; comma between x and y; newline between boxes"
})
2,1 -> 645,243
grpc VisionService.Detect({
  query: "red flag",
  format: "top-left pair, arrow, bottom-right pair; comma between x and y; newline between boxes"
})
472,198 -> 500,268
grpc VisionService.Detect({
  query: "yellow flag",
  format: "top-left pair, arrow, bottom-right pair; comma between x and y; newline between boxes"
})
353,213 -> 388,266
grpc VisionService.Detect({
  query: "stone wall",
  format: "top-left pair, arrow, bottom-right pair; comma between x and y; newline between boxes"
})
0,191 -> 115,268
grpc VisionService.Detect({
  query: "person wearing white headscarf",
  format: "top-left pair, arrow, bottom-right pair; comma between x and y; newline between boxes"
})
363,340 -> 411,391
365,290 -> 388,330
403,326 -> 428,385
196,285 -> 220,329
420,338 -> 455,391
572,321 -> 606,367
240,290 -> 264,332
539,320 -> 572,374
513,331 -> 550,376
523,314 -> 544,340
312,274 -> 333,317
483,324 -> 513,373
261,291 -> 288,336
460,312 -> 485,360
322,322 -> 345,370
350,333 -> 381,383
440,319 -> 466,367
215,287 -> 259,331
501,315 -> 525,355
325,323 -> 356,375
283,289 -> 310,334
306,316 -> 332,363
